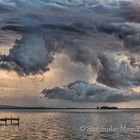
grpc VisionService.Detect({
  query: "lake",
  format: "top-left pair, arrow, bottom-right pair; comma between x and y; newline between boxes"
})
0,109 -> 140,140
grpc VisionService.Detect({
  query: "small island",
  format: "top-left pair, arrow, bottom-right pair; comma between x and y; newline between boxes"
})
97,106 -> 118,109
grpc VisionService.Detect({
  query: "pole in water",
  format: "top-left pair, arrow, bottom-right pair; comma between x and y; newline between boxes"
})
5,117 -> 7,125
18,116 -> 20,125
11,116 -> 12,124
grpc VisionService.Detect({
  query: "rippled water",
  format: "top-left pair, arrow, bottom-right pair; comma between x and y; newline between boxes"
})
0,109 -> 140,140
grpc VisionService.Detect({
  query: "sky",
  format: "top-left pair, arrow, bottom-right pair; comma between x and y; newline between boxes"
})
0,0 -> 140,108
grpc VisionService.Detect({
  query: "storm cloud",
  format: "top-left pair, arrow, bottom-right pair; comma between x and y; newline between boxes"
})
0,0 -> 125,75
0,0 -> 140,102
0,35 -> 51,75
40,80 -> 140,102
97,52 -> 140,88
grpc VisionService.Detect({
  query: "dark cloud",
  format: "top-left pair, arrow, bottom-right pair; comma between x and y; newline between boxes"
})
0,0 -> 140,92
0,3 -> 15,13
124,33 -> 140,53
2,24 -> 87,34
0,35 -> 51,75
40,80 -> 139,102
120,0 -> 140,22
0,25 -> 123,75
97,52 -> 140,88
2,25 -> 25,33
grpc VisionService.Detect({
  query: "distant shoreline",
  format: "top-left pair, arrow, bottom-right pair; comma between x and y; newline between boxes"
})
0,106 -> 140,110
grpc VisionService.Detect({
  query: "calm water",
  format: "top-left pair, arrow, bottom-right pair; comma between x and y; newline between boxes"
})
0,109 -> 140,140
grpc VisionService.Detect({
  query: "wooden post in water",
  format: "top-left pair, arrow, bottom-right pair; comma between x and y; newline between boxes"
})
18,116 -> 19,125
5,117 -> 7,125
11,116 -> 12,125
0,116 -> 20,125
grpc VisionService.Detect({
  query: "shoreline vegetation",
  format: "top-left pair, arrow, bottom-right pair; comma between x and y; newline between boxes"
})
0,105 -> 139,110
96,106 -> 118,109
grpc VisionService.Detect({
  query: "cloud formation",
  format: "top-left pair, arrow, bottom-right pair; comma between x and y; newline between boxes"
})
0,35 -> 51,75
0,0 -> 140,101
40,80 -> 140,102
97,52 -> 140,88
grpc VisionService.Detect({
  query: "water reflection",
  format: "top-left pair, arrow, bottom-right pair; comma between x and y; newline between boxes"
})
0,110 -> 139,140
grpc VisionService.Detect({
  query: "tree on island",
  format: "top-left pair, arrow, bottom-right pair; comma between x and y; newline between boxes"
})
96,106 -> 118,109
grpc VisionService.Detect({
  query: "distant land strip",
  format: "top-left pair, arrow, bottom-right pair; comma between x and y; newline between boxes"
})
0,105 -> 140,110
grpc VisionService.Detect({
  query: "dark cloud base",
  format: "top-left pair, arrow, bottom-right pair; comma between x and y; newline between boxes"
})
41,80 -> 140,103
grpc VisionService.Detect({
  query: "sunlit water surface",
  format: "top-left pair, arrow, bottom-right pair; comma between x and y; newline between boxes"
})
0,109 -> 140,140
